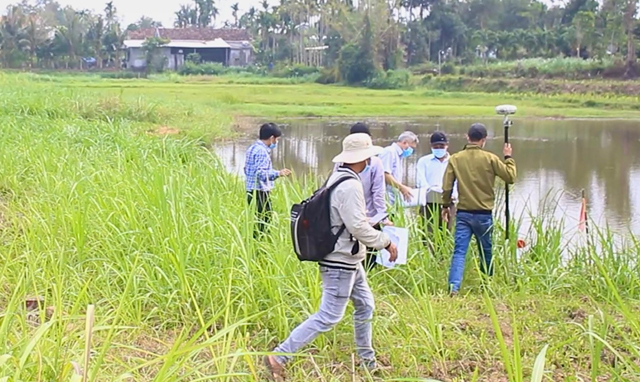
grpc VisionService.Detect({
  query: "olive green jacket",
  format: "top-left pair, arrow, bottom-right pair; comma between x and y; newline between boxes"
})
442,144 -> 516,211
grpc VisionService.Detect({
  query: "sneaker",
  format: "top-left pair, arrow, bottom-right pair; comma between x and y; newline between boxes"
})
360,359 -> 391,374
449,290 -> 459,297
263,355 -> 286,381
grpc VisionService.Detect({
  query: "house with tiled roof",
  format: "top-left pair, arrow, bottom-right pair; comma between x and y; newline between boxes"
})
123,27 -> 253,70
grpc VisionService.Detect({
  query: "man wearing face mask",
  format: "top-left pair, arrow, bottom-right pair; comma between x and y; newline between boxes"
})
379,131 -> 419,205
244,123 -> 291,237
416,132 -> 457,235
441,123 -> 516,294
264,133 -> 397,381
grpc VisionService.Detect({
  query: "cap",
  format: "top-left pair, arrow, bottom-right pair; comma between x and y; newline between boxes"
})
430,131 -> 448,144
468,123 -> 488,141
350,122 -> 371,136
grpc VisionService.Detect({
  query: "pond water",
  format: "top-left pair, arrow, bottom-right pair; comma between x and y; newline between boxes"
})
215,118 -> 640,243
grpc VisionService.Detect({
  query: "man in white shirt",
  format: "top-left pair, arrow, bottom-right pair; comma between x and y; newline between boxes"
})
416,132 -> 457,234
380,131 -> 419,205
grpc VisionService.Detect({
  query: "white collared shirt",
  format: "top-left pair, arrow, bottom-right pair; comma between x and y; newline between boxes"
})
416,153 -> 458,201
380,143 -> 405,203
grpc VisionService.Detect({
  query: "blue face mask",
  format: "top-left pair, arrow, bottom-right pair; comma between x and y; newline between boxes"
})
361,164 -> 371,174
401,147 -> 414,158
432,148 -> 447,159
269,142 -> 277,150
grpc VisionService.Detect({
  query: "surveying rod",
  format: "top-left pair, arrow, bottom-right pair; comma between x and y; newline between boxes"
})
495,104 -> 516,241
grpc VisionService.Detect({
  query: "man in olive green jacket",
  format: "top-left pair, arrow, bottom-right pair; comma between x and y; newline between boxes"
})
441,123 -> 516,293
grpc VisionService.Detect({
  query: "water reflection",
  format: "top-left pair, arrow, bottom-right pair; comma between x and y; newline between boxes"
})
215,118 -> 640,238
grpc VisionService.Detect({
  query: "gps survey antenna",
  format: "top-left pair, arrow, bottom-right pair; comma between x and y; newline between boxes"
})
495,104 -> 516,241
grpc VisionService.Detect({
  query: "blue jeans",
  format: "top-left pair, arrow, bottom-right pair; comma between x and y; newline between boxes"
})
274,263 -> 375,364
448,212 -> 494,292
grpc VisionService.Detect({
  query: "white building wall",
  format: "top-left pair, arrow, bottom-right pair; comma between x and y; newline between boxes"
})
127,47 -> 173,70
128,47 -> 146,69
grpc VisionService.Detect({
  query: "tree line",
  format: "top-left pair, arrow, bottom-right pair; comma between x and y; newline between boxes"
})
0,0 -> 167,69
236,0 -> 640,77
1,0 -> 639,77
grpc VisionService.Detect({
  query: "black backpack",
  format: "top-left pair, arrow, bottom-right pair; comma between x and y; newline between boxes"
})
290,172 -> 358,262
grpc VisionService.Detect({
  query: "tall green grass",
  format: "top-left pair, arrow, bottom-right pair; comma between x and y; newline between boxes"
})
0,73 -> 638,381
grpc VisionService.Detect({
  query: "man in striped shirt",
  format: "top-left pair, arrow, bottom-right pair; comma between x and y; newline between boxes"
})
244,123 -> 291,237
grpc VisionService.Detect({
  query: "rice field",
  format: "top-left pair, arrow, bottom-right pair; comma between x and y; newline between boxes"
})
0,72 -> 639,381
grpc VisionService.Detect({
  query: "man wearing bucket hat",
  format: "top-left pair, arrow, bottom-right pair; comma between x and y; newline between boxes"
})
265,133 -> 398,381
333,122 -> 391,271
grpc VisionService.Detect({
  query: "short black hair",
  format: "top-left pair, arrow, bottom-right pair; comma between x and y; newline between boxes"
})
468,123 -> 488,142
350,122 -> 371,136
259,123 -> 282,140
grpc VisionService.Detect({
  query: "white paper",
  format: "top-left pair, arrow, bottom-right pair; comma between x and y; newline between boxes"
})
401,188 -> 427,208
376,226 -> 409,268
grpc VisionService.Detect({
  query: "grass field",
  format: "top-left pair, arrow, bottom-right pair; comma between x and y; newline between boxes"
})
0,72 -> 639,382
18,72 -> 640,121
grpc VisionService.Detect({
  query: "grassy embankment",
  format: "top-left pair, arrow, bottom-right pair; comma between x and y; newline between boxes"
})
0,72 -> 639,382
21,71 -> 640,121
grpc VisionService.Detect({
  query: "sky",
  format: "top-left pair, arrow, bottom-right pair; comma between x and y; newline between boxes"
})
0,0 -> 265,28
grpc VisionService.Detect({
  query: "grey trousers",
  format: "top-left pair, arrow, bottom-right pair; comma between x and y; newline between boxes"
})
274,263 -> 375,364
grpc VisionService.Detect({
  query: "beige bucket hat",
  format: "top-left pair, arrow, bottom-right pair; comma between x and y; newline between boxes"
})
332,133 -> 384,164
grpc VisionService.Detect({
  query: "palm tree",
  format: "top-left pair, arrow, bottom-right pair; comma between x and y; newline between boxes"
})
623,0 -> 637,76
231,3 -> 240,27
57,11 -> 84,68
0,6 -> 30,67
104,1 -> 117,27
137,16 -> 163,29
102,23 -> 125,67
174,5 -> 194,28
23,12 -> 50,67
87,15 -> 105,68
195,0 -> 217,27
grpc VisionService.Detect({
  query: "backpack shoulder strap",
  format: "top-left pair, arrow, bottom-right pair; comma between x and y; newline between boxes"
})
327,170 -> 360,239
326,170 -> 360,191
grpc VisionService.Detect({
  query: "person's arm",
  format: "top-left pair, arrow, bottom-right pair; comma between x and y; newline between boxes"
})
492,144 -> 516,184
371,159 -> 387,217
340,180 -> 391,250
384,173 -> 402,189
452,179 -> 459,202
254,151 -> 280,182
381,148 -> 412,200
415,158 -> 429,189
441,161 -> 456,207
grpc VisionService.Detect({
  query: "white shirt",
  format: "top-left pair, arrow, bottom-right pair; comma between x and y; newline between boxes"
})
416,153 -> 458,202
379,143 -> 404,203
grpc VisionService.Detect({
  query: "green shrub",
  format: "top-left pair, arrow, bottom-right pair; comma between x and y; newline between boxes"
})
315,67 -> 339,84
420,74 -> 434,85
410,63 -> 439,75
338,43 -> 377,84
365,69 -> 411,90
186,53 -> 202,64
272,64 -> 319,78
462,58 -> 617,79
440,62 -> 456,75
179,62 -> 228,76
99,72 -> 147,79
